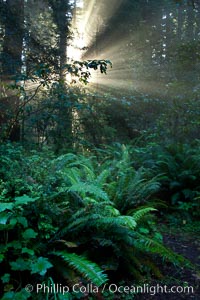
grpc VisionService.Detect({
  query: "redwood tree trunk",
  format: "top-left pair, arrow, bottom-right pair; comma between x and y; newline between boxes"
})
49,0 -> 73,151
0,0 -> 24,141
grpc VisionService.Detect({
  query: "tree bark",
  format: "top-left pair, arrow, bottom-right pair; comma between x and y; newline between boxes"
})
49,0 -> 73,151
0,0 -> 24,141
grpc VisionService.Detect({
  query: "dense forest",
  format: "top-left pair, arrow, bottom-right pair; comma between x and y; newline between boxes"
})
0,0 -> 200,299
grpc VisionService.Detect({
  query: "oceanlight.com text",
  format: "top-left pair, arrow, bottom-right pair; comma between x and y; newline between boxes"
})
25,283 -> 194,296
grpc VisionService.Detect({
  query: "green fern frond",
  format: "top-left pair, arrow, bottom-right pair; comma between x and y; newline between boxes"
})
61,214 -> 137,237
89,215 -> 137,230
68,207 -> 87,221
52,153 -> 77,169
103,205 -> 120,217
116,216 -> 137,229
113,167 -> 160,212
78,163 -> 96,181
68,182 -> 109,201
51,251 -> 108,286
133,232 -> 192,267
67,155 -> 95,168
128,177 -> 160,200
93,237 -> 119,250
132,207 -> 157,222
126,265 -> 144,280
96,169 -> 110,185
65,168 -> 81,185
67,215 -> 92,230
58,215 -> 91,237
142,259 -> 164,278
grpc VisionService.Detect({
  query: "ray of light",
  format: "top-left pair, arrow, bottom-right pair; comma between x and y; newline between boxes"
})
69,0 -> 125,60
69,0 -> 172,96
88,77 -> 166,96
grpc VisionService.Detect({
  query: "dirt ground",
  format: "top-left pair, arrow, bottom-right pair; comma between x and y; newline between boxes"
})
134,230 -> 200,300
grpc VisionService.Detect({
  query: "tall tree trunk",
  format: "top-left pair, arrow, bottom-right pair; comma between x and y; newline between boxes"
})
49,0 -> 73,151
187,5 -> 194,41
0,0 -> 24,141
177,4 -> 183,41
194,3 -> 200,40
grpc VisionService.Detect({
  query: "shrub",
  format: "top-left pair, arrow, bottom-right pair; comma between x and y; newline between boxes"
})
0,143 -> 193,299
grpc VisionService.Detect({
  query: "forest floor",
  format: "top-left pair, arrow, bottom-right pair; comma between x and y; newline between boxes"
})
134,220 -> 200,300
98,220 -> 200,300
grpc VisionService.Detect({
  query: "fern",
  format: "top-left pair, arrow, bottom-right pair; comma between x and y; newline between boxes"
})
93,237 -> 119,251
1,143 -> 197,299
65,167 -> 82,185
78,163 -> 96,181
132,207 -> 157,222
51,251 -> 108,286
96,169 -> 110,186
133,232 -> 192,267
68,182 -> 109,201
52,153 -> 77,169
88,215 -> 137,230
56,212 -> 138,241
65,215 -> 93,232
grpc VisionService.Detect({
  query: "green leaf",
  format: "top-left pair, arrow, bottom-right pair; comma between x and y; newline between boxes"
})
118,216 -> 137,229
0,203 -> 13,212
2,290 -> 31,300
0,212 -> 11,224
22,247 -> 35,255
22,229 -> 38,239
0,254 -> 5,263
68,183 -> 109,201
7,241 -> 21,249
15,290 -> 31,300
10,258 -> 30,271
1,273 -> 10,283
52,251 -> 108,286
57,241 -> 78,248
14,195 -> 38,206
30,257 -> 53,276
132,207 -> 157,222
9,218 -> 17,226
17,217 -> 28,228
104,205 -> 120,217
58,294 -> 72,300
1,291 -> 15,300
154,232 -> 163,242
139,227 -> 150,234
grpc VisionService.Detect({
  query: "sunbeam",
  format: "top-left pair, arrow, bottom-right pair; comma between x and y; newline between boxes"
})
68,0 -> 186,98
68,0 -> 155,94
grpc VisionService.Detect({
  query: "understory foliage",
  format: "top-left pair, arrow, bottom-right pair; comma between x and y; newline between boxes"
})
1,1 -> 200,298
0,142 -> 197,299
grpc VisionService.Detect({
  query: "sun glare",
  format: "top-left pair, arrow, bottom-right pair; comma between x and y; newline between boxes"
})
69,0 -> 163,93
68,0 -> 140,90
67,34 -> 86,61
